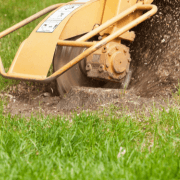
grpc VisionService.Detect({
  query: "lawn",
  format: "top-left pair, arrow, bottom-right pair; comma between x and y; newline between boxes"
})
0,0 -> 180,179
0,105 -> 180,179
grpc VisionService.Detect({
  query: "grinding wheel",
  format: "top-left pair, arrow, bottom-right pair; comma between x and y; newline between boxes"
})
53,45 -> 105,96
53,35 -> 133,96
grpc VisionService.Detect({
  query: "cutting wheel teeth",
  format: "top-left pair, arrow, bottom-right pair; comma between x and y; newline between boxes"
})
53,45 -> 105,96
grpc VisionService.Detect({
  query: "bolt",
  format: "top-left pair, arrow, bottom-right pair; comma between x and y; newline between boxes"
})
86,64 -> 92,71
106,60 -> 110,68
102,46 -> 107,53
128,58 -> 132,62
115,46 -> 120,50
98,36 -> 103,40
93,24 -> 100,30
123,48 -> 127,54
108,52 -> 112,56
99,65 -> 104,72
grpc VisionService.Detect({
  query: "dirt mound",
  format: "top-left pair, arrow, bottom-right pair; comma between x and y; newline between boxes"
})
129,0 -> 180,97
4,84 -> 169,117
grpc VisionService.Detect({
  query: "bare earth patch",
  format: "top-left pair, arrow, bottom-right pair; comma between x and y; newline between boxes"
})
2,81 -> 171,117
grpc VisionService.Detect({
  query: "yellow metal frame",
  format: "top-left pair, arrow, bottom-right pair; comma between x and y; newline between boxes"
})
57,41 -> 95,47
0,2 -> 157,82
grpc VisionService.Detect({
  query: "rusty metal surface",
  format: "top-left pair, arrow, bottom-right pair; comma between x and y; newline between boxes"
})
86,41 -> 130,82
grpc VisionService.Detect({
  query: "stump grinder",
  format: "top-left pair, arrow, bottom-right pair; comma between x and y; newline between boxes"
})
0,0 -> 157,96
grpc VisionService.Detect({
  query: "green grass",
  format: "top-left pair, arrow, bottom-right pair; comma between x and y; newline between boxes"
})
0,105 -> 180,179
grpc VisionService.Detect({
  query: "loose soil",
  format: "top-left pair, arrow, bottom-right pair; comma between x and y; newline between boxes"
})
129,0 -> 180,97
3,82 -> 171,117
2,0 -> 180,117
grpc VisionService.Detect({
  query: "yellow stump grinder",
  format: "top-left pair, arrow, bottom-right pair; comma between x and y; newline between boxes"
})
0,0 -> 157,96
